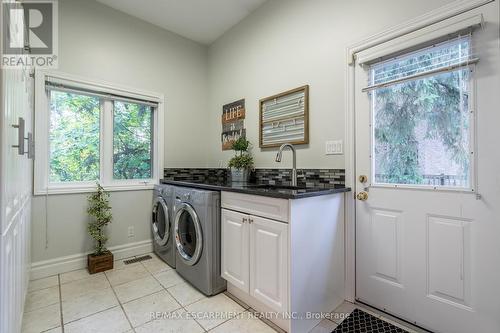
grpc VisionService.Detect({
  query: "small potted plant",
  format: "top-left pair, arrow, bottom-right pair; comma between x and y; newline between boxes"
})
87,183 -> 113,274
228,137 -> 254,182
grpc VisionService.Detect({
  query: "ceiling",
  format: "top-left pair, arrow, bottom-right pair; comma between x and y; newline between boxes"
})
96,0 -> 268,44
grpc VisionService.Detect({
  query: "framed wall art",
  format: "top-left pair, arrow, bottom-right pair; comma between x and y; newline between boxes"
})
259,85 -> 309,148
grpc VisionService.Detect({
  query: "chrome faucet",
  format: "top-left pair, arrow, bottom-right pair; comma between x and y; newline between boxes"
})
275,143 -> 297,186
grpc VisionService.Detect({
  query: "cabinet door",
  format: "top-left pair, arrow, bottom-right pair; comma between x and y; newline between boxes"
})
250,215 -> 288,313
221,209 -> 249,293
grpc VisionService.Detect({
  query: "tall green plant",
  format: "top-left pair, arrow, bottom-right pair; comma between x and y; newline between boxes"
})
87,183 -> 112,255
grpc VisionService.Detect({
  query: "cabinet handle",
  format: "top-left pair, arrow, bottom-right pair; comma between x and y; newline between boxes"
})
242,218 -> 248,223
248,218 -> 253,224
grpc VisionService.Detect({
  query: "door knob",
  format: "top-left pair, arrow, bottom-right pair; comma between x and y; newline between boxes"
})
356,191 -> 368,201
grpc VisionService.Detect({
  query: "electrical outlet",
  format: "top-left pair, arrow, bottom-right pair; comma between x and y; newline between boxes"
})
127,226 -> 134,238
325,140 -> 343,155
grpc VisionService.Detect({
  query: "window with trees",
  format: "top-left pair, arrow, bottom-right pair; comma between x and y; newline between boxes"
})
113,101 -> 153,180
49,90 -> 100,182
35,73 -> 162,194
367,36 -> 475,189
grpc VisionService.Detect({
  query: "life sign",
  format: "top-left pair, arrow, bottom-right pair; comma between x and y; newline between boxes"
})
222,99 -> 245,124
221,99 -> 246,150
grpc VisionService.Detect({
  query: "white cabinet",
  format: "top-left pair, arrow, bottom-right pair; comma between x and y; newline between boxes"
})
221,209 -> 249,292
221,208 -> 288,313
221,191 -> 345,333
250,215 -> 288,313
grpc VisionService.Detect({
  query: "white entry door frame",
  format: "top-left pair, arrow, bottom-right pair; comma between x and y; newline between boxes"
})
344,0 -> 500,331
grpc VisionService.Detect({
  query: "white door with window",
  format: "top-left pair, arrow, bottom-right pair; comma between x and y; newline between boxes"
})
354,3 -> 500,333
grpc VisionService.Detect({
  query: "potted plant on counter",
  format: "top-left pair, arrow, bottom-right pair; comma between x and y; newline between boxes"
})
87,183 -> 113,274
228,137 -> 254,182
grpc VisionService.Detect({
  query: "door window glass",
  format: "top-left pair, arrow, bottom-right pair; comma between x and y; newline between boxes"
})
370,37 -> 473,188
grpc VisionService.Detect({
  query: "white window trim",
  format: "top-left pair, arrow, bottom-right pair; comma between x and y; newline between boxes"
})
34,70 -> 165,195
355,13 -> 483,66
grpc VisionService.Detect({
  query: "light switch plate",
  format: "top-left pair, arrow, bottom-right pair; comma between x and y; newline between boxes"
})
325,140 -> 343,155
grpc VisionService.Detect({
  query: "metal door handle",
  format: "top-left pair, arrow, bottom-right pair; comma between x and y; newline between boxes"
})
356,191 -> 369,201
12,117 -> 25,155
11,117 -> 34,159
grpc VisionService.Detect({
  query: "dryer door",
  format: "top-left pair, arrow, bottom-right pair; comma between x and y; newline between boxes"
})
174,202 -> 203,265
152,197 -> 170,246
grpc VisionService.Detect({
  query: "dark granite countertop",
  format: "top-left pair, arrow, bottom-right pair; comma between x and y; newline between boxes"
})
160,179 -> 351,199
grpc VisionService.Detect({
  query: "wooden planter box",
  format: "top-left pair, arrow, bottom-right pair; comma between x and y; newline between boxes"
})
88,251 -> 113,274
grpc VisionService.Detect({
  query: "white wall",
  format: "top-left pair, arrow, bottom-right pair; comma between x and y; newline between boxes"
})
31,0 -> 209,265
207,0 -> 455,169
58,0 -> 209,168
31,191 -> 152,263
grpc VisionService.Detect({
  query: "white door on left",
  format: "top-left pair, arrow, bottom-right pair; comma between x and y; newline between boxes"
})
0,68 -> 34,332
0,5 -> 34,332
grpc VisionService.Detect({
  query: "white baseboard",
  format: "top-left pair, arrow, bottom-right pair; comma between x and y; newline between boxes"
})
30,239 -> 153,280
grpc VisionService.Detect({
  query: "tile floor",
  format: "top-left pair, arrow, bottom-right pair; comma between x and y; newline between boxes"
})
23,253 -> 422,333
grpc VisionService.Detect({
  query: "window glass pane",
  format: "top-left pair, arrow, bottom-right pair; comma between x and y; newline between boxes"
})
49,90 -> 100,182
373,68 -> 471,188
113,101 -> 153,180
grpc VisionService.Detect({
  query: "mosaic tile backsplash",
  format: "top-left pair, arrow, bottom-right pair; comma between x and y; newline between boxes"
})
164,168 -> 228,183
163,168 -> 345,188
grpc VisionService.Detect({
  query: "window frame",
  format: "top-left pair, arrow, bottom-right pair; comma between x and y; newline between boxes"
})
34,70 -> 164,195
366,47 -> 477,192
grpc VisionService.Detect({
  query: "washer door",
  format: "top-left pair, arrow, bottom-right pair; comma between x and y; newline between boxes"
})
152,197 -> 170,246
174,202 -> 203,265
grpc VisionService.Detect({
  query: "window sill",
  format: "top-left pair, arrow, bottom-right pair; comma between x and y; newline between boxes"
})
33,183 -> 156,196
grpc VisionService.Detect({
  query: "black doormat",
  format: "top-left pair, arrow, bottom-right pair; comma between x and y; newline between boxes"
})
332,309 -> 408,333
